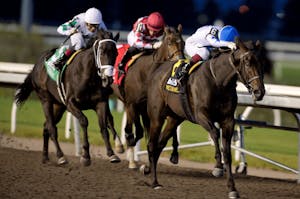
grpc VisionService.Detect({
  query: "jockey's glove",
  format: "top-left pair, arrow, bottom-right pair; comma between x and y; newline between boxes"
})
152,41 -> 162,49
228,42 -> 237,50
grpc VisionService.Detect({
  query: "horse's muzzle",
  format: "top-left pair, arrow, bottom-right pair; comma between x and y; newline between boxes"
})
252,88 -> 265,101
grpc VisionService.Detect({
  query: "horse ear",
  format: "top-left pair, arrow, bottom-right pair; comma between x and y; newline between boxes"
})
255,40 -> 261,49
164,26 -> 171,34
114,32 -> 120,42
177,24 -> 182,33
235,36 -> 247,50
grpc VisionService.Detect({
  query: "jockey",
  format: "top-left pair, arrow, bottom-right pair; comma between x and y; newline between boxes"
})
175,25 -> 239,82
118,12 -> 165,75
46,7 -> 107,70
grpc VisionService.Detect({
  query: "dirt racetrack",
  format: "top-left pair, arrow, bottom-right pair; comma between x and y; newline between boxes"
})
1,134 -> 300,199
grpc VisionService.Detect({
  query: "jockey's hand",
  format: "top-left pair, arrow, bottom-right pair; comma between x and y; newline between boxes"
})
70,28 -> 78,35
228,42 -> 237,50
152,41 -> 162,49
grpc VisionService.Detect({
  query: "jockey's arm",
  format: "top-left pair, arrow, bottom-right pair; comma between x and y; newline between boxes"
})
132,32 -> 153,49
57,18 -> 80,36
206,34 -> 234,48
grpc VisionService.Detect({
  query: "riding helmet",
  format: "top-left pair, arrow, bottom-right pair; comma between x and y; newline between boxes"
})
147,12 -> 165,31
218,25 -> 239,42
85,7 -> 102,24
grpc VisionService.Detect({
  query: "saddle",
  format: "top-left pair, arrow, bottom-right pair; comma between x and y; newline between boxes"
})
165,59 -> 202,94
44,50 -> 82,104
113,44 -> 144,85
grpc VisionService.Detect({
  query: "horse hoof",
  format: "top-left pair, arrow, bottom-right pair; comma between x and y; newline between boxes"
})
153,184 -> 163,190
228,191 -> 240,199
42,157 -> 50,164
80,157 -> 91,166
128,161 -> 138,169
115,145 -> 125,154
57,157 -> 68,165
169,155 -> 178,164
139,164 -> 150,175
109,155 -> 121,163
212,167 -> 224,177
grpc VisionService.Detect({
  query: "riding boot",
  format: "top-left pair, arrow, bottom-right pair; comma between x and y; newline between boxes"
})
46,45 -> 71,71
176,62 -> 191,85
118,46 -> 140,77
176,54 -> 202,85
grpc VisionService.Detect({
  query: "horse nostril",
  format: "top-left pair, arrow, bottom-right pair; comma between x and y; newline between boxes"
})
253,89 -> 264,101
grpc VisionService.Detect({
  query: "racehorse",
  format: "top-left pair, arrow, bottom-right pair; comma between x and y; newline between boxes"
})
111,25 -> 185,168
142,37 -> 265,198
15,29 -> 120,166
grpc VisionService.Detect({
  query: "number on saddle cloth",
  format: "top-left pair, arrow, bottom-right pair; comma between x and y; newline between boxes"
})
165,59 -> 203,93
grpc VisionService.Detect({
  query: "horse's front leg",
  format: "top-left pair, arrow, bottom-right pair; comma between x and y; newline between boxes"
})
124,104 -> 136,146
67,99 -> 91,166
163,117 -> 182,164
42,123 -> 50,163
144,118 -> 164,189
221,118 -> 239,199
107,107 -> 124,153
96,102 -> 120,163
209,127 -> 224,177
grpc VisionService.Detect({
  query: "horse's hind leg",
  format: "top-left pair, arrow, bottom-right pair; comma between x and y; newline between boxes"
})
107,107 -> 124,153
41,102 -> 66,165
96,102 -> 120,163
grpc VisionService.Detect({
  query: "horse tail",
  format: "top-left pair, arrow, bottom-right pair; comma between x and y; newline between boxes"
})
15,72 -> 34,106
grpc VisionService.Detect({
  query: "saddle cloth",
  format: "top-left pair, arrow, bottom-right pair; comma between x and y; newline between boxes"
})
113,44 -> 144,85
165,59 -> 202,93
44,49 -> 82,82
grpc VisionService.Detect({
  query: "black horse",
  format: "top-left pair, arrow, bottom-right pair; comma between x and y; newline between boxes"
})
15,29 -> 120,166
111,25 -> 185,168
142,37 -> 265,198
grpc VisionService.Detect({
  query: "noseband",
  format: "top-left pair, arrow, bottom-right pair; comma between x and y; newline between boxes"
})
229,51 -> 260,93
93,38 -> 117,77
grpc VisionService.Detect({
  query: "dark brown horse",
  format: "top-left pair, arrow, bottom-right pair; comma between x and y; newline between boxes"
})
142,37 -> 265,198
111,25 -> 185,168
15,29 -> 120,166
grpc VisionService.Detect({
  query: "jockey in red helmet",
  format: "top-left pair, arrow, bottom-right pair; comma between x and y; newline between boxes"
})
118,12 -> 165,75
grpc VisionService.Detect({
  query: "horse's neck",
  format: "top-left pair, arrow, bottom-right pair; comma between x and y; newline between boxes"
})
154,45 -> 169,62
209,53 -> 237,87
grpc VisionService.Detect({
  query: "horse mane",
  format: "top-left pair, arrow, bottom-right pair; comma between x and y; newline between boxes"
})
85,28 -> 114,49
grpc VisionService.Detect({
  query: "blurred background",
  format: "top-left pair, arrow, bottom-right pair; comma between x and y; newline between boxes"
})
1,0 -> 300,42
0,0 -> 299,172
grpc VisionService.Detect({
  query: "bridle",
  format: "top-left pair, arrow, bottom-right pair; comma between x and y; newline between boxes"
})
167,38 -> 185,61
92,38 -> 117,78
228,50 -> 260,93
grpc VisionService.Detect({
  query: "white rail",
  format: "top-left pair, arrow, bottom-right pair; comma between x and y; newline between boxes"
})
2,61 -> 300,182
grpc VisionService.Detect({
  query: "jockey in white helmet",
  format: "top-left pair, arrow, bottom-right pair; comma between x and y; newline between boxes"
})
46,7 -> 107,71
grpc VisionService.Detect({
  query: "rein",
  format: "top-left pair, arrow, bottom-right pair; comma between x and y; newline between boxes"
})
93,38 -> 116,77
228,51 -> 260,93
168,49 -> 185,61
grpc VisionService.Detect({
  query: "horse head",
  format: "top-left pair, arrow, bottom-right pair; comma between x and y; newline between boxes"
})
157,24 -> 185,61
92,29 -> 119,87
232,37 -> 265,101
